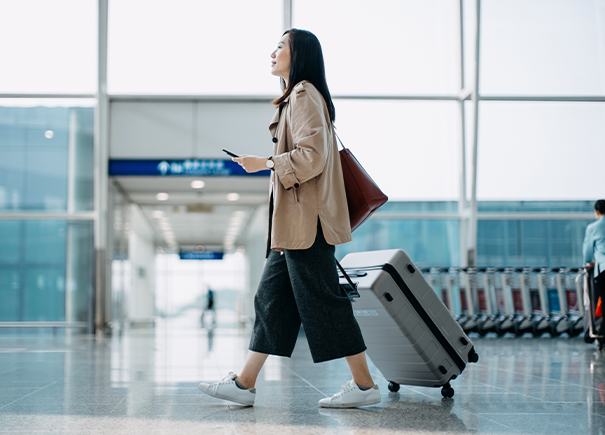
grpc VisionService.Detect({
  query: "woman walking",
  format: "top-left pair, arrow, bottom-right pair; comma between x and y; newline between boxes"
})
198,29 -> 380,409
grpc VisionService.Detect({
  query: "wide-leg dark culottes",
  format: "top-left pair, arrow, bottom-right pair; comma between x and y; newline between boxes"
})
249,224 -> 367,363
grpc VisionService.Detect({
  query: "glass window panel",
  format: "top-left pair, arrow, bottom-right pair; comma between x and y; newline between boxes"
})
478,200 -> 594,213
0,0 -> 97,93
24,108 -> 70,148
66,222 -> 94,322
337,218 -> 460,268
0,103 -> 95,211
0,148 -> 25,210
293,0 -> 460,95
0,220 -> 93,322
25,148 -> 68,211
377,201 -> 458,214
335,100 -> 459,200
462,0 -> 477,90
24,221 -> 66,265
108,0 -> 282,94
0,221 -> 21,264
23,267 -> 66,321
480,0 -> 605,95
477,102 -> 605,200
0,270 -> 20,321
477,219 -> 591,267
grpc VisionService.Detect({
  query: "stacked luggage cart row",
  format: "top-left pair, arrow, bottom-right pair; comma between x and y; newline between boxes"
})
422,267 -> 588,339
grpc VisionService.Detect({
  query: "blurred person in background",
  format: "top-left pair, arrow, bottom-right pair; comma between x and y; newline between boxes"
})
584,199 -> 605,336
201,288 -> 216,329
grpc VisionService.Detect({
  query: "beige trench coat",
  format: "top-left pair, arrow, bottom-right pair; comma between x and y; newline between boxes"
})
266,81 -> 351,256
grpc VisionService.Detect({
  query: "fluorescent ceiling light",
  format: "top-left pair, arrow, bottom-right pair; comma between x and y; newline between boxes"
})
156,193 -> 169,201
226,193 -> 240,201
191,180 -> 205,189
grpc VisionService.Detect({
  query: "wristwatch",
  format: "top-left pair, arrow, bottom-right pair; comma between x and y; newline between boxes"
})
266,156 -> 275,170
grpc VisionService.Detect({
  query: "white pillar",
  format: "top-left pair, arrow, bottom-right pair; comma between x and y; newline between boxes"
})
94,0 -> 110,333
467,0 -> 481,267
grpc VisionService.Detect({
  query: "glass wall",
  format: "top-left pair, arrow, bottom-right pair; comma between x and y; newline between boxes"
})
337,201 -> 592,269
0,104 -> 95,211
293,0 -> 460,95
334,100 -> 460,201
337,217 -> 460,268
0,0 -> 97,94
475,102 -> 605,201
0,220 -> 93,322
108,0 -> 283,94
0,102 -> 95,324
480,0 -> 605,96
477,219 -> 590,268
336,202 -> 461,268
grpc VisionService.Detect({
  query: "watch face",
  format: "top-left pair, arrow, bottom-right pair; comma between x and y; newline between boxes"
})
266,159 -> 275,168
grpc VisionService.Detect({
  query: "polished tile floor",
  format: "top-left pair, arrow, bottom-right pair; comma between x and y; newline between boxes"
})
1,319 -> 604,435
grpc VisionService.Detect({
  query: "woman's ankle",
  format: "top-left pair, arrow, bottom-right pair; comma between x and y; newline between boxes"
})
236,375 -> 254,389
352,377 -> 374,389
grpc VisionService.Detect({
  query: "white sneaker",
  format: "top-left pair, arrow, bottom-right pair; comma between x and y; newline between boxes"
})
198,372 -> 256,406
319,380 -> 381,408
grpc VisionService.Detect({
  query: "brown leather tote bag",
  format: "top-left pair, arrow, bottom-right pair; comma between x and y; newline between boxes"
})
336,134 -> 388,232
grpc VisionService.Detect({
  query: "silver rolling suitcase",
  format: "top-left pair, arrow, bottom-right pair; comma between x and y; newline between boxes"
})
339,249 -> 479,398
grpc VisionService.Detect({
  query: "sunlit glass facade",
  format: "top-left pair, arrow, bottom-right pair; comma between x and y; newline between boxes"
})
1,0 -> 604,329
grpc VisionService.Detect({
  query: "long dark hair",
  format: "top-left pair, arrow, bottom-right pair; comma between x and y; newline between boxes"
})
272,28 -> 335,123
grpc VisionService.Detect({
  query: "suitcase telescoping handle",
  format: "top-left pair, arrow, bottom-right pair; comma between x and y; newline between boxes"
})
336,258 -> 361,300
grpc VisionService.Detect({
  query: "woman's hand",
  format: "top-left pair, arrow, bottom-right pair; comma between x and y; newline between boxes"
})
233,155 -> 269,173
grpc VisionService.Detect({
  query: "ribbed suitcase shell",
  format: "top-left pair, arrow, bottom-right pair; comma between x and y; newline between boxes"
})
340,249 -> 477,393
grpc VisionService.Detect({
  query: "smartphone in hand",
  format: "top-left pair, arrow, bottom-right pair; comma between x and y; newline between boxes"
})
222,148 -> 239,158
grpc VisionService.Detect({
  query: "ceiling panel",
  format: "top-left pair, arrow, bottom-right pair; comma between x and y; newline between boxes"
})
114,175 -> 269,251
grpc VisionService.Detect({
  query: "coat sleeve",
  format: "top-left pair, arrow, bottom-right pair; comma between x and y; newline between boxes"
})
272,84 -> 328,190
583,223 -> 595,264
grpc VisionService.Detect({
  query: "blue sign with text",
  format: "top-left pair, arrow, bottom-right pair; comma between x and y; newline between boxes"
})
179,251 -> 224,260
109,159 -> 270,177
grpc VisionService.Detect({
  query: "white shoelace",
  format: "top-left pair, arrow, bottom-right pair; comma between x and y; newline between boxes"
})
207,372 -> 237,394
333,380 -> 357,398
217,372 -> 237,385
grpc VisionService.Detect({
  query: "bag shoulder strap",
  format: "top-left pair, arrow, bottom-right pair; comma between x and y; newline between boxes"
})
332,124 -> 346,151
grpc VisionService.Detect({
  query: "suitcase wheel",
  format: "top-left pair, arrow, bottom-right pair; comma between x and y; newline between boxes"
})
468,347 -> 479,363
388,382 -> 400,393
441,383 -> 454,398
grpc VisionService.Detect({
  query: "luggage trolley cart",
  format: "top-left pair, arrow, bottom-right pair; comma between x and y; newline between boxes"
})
539,267 -> 567,337
526,268 -> 551,337
559,267 -> 584,337
475,268 -> 498,336
458,268 -> 479,333
492,268 -> 516,336
582,266 -> 604,350
428,268 -> 454,312
447,267 -> 474,331
506,268 -> 533,336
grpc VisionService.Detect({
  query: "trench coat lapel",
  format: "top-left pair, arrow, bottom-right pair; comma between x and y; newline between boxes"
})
268,92 -> 292,132
268,98 -> 289,143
